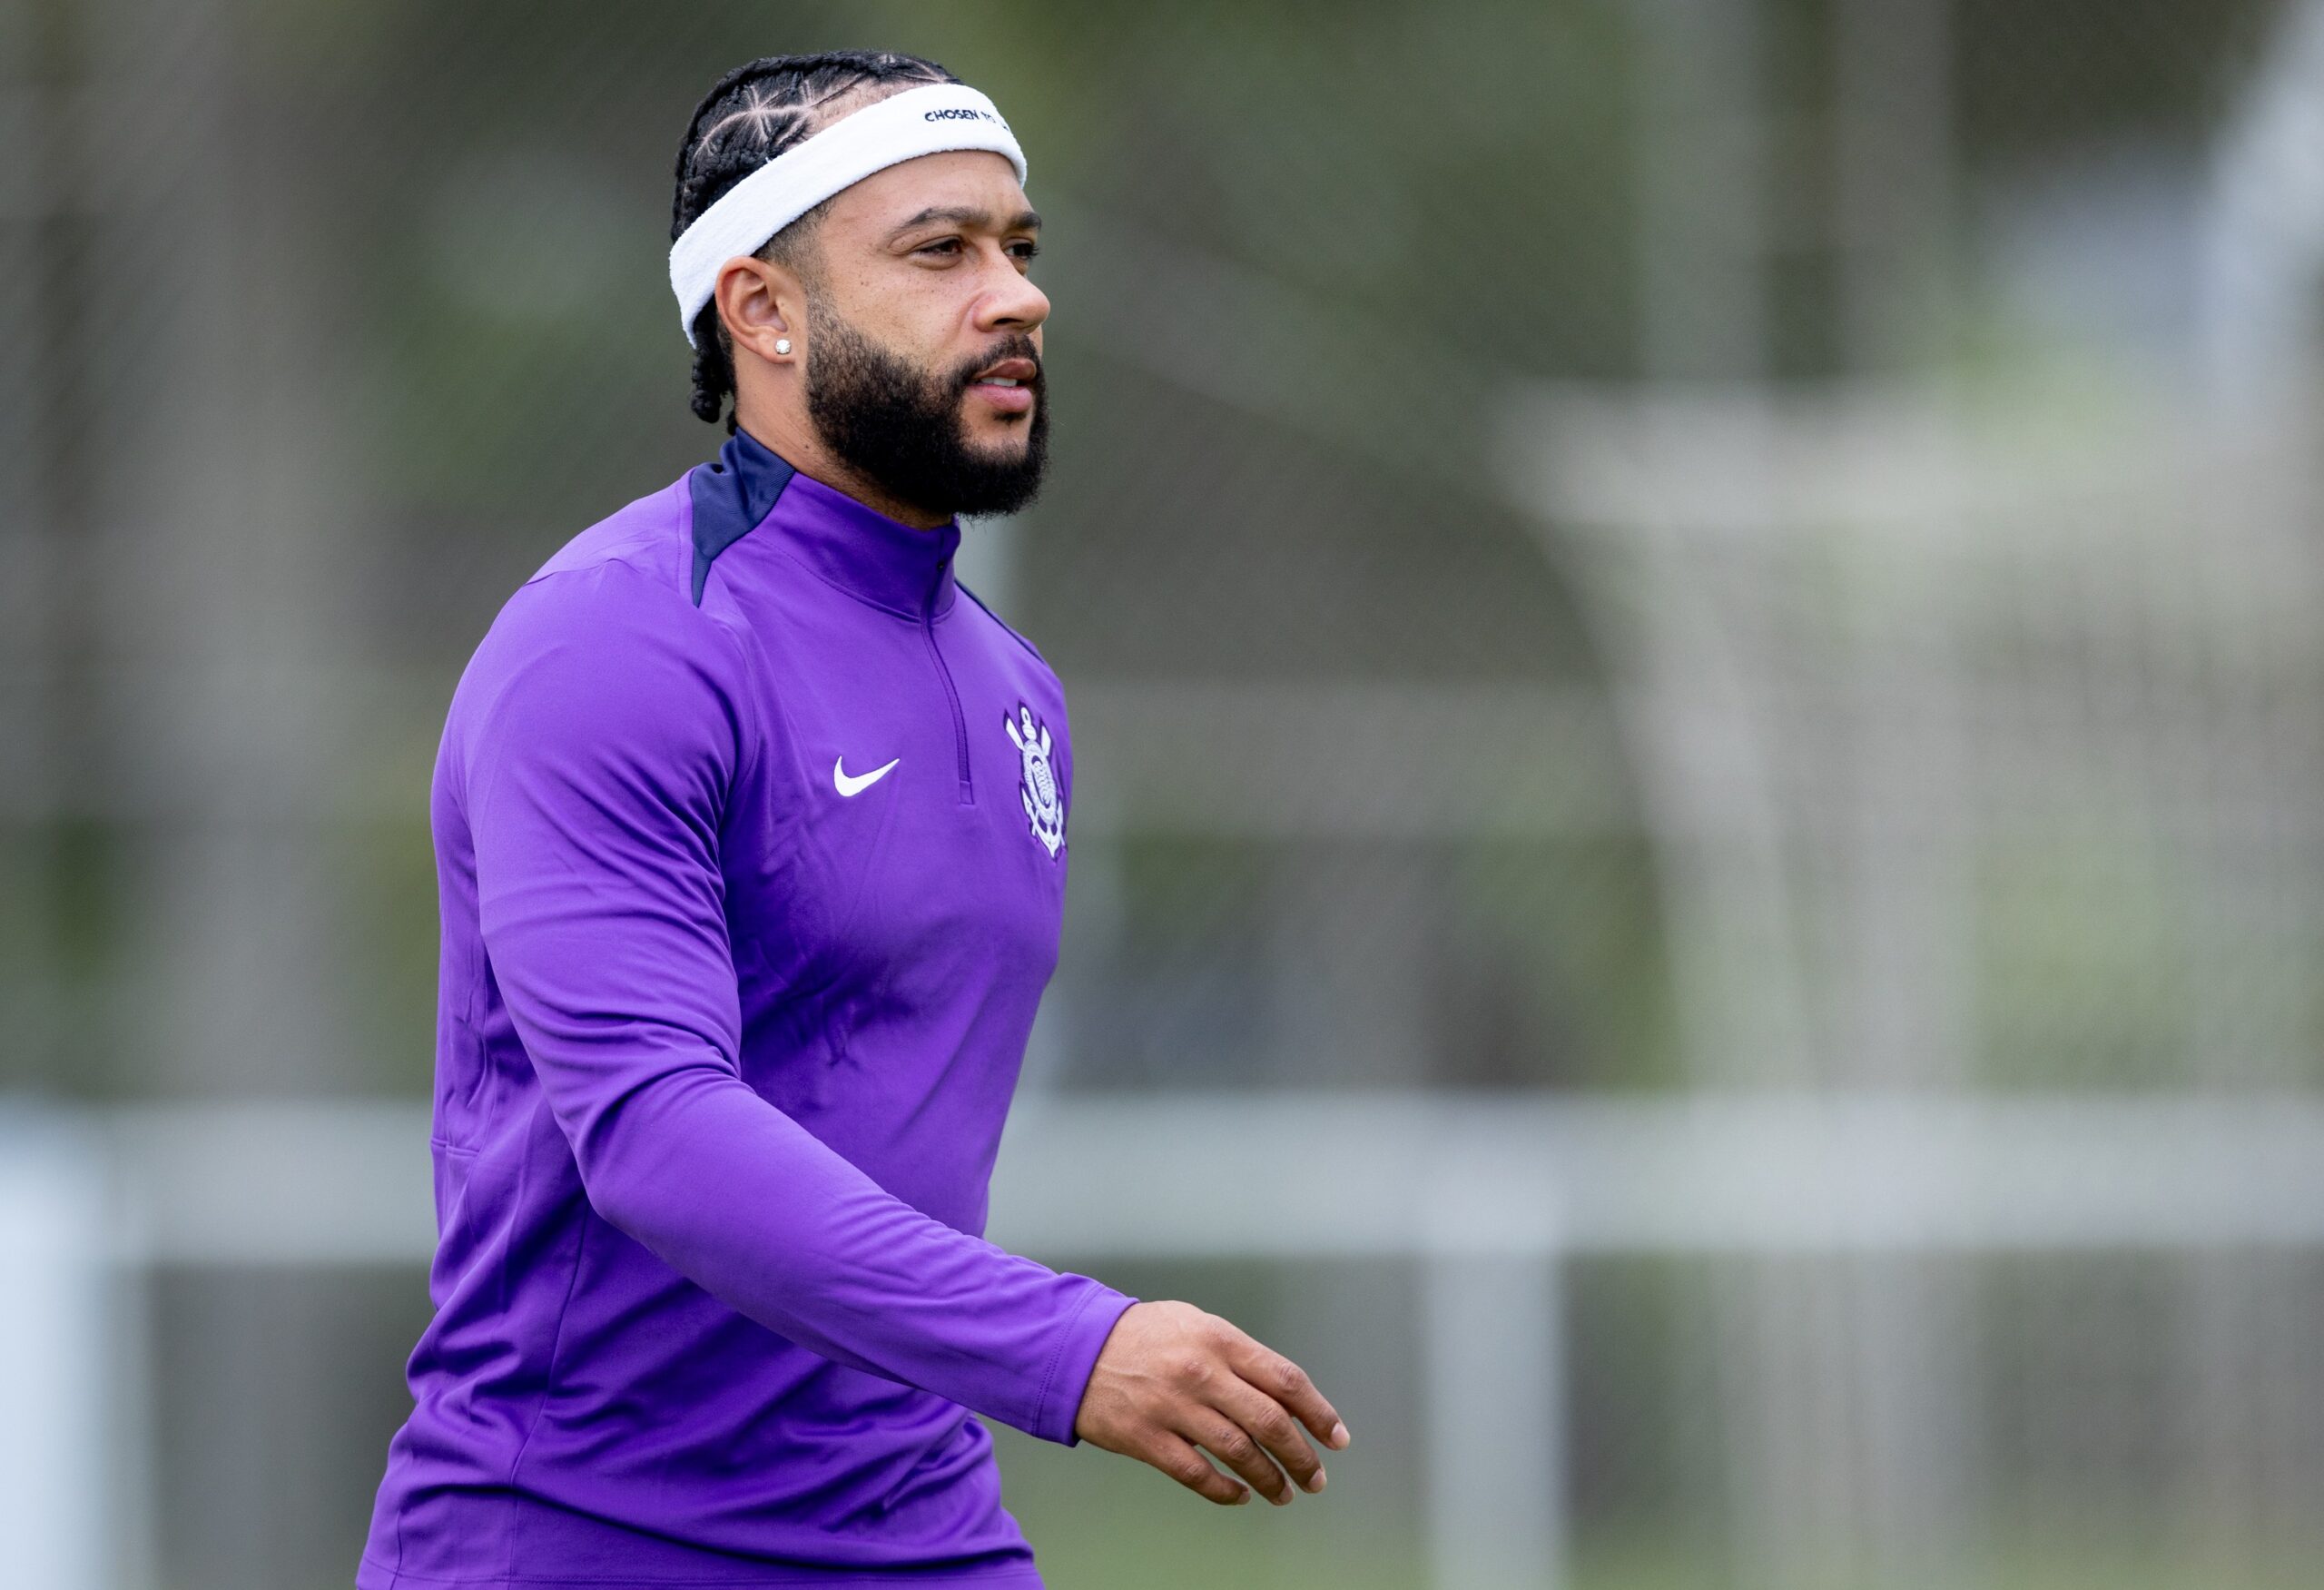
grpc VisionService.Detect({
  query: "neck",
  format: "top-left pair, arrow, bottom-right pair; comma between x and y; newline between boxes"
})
730,400 -> 950,532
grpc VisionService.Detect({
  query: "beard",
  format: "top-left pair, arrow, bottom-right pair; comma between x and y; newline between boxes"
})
802,302 -> 1049,520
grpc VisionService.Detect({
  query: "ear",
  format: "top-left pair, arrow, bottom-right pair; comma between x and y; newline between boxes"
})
714,254 -> 801,364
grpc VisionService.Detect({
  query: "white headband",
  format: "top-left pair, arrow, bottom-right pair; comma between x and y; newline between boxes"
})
669,83 -> 1029,345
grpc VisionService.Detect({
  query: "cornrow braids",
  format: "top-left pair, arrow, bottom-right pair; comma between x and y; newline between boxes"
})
671,49 -> 961,430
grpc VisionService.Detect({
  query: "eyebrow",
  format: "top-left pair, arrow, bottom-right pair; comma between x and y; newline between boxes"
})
887,205 -> 1042,240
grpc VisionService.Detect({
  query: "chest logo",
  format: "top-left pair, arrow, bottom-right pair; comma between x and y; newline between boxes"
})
833,755 -> 901,797
1004,705 -> 1066,858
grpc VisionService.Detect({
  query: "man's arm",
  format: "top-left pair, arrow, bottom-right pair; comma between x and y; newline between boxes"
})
467,559 -> 1352,1500
462,562 -> 1131,1447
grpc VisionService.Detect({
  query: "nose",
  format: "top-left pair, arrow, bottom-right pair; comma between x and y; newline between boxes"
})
976,250 -> 1049,337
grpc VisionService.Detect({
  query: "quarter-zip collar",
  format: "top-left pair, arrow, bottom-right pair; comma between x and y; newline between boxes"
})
717,424 -> 960,620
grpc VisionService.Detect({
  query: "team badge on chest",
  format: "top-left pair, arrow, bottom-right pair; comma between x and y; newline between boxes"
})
1004,704 -> 1066,858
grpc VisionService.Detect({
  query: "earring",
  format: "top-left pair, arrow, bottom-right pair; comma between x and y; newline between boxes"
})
774,338 -> 792,356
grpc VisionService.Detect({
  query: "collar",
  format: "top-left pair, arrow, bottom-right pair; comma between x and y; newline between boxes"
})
690,424 -> 960,619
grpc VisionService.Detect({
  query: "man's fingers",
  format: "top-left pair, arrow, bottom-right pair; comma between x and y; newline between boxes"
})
1211,1372 -> 1327,1495
1100,1309 -> 1347,1511
1141,1430 -> 1251,1507
1180,1407 -> 1296,1506
1216,1328 -> 1350,1451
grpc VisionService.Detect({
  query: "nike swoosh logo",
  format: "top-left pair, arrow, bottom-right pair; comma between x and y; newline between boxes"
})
832,755 -> 901,797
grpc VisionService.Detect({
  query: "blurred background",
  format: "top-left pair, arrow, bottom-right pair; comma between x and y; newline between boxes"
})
7,0 -> 2324,1586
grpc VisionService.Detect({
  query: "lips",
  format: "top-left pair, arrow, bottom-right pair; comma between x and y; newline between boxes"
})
966,354 -> 1039,415
969,356 -> 1039,388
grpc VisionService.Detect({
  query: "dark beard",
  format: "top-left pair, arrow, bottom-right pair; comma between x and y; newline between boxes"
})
802,304 -> 1049,520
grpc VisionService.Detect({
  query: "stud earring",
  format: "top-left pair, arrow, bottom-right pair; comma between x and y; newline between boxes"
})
774,338 -> 792,356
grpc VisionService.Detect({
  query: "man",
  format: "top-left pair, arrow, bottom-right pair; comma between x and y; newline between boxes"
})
358,49 -> 1349,1590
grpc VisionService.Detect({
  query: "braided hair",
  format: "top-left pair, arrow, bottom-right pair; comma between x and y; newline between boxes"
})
672,50 -> 961,430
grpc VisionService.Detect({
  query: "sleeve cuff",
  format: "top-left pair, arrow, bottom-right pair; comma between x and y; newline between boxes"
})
1030,1279 -> 1139,1447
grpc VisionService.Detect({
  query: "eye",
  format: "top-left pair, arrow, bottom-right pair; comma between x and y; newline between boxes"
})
913,237 -> 965,259
1008,239 -> 1041,264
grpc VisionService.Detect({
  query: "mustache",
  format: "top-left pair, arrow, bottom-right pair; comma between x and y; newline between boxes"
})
948,335 -> 1044,394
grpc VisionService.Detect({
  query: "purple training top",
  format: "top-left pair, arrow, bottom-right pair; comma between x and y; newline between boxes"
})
359,427 -> 1138,1589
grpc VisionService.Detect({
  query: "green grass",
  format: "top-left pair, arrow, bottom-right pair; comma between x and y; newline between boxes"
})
992,1417 -> 1423,1590
991,1424 -> 2324,1590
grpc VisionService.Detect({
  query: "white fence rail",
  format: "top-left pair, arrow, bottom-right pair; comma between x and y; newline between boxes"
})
13,1093 -> 2324,1590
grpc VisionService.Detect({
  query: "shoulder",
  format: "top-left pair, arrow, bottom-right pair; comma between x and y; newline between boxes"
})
528,474 -> 690,587
955,579 -> 1059,679
478,475 -> 752,678
451,479 -> 756,774
950,583 -> 1078,802
954,580 -> 1071,748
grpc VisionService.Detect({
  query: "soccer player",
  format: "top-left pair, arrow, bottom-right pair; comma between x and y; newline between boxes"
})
357,49 -> 1350,1590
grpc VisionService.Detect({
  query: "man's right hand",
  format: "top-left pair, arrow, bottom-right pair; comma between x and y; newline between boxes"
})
1071,1299 -> 1352,1507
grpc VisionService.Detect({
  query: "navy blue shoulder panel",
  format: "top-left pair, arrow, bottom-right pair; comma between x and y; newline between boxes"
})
688,429 -> 796,607
956,580 -> 1050,667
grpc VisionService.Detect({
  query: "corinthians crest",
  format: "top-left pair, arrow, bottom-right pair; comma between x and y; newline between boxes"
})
1004,704 -> 1066,858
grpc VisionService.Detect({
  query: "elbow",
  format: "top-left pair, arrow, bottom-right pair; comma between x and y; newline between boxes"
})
563,1094 -> 676,1245
557,1066 -> 739,1250
571,1139 -> 657,1243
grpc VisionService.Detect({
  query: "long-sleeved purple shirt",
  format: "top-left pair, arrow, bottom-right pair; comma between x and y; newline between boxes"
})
359,427 -> 1137,1589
